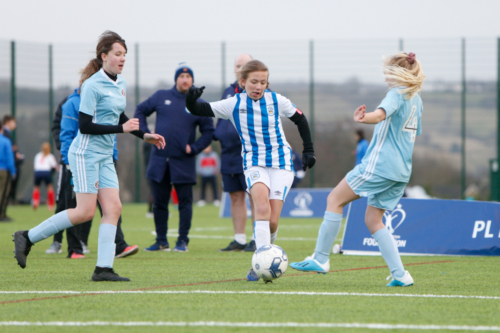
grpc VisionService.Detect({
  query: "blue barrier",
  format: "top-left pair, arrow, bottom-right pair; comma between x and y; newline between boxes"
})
219,188 -> 331,218
341,198 -> 500,256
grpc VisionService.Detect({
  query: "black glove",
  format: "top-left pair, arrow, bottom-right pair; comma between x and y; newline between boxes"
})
302,142 -> 316,171
186,85 -> 205,104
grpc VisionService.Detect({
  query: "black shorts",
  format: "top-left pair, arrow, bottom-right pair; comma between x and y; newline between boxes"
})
34,171 -> 52,186
222,173 -> 246,193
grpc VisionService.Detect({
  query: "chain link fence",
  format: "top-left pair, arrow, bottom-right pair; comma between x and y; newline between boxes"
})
0,37 -> 496,203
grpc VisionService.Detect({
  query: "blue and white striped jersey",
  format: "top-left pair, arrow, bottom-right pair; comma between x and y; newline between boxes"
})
69,69 -> 126,157
359,87 -> 423,182
210,91 -> 297,171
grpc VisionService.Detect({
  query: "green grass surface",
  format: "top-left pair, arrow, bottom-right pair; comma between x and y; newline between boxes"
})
0,204 -> 499,332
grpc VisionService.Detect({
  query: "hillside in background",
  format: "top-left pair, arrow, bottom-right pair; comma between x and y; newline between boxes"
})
0,80 -> 494,202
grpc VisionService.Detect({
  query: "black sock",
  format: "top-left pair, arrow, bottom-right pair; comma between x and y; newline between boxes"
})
22,231 -> 34,245
94,266 -> 112,274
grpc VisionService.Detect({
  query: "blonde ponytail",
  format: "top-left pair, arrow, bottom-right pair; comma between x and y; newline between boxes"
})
383,52 -> 425,99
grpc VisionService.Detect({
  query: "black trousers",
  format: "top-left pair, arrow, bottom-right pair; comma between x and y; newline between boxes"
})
151,163 -> 193,245
53,165 -> 128,254
200,176 -> 218,201
53,165 -> 84,255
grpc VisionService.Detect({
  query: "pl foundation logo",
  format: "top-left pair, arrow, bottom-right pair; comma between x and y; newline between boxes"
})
289,192 -> 313,217
363,204 -> 407,248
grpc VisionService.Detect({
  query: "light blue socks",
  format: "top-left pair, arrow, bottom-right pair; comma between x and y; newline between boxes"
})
28,211 -> 73,243
96,223 -> 117,268
314,211 -> 343,264
373,227 -> 405,278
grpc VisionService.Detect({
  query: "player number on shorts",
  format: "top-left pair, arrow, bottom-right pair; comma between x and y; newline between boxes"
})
403,105 -> 418,142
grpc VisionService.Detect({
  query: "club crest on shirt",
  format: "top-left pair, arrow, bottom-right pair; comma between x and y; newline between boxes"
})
121,89 -> 125,97
250,171 -> 260,180
94,180 -> 99,189
165,100 -> 172,105
267,105 -> 275,115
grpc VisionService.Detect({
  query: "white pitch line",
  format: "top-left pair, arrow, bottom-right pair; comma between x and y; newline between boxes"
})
1,290 -> 499,300
0,321 -> 499,330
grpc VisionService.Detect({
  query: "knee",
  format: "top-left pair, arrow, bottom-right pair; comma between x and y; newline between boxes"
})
254,202 -> 270,218
326,191 -> 341,210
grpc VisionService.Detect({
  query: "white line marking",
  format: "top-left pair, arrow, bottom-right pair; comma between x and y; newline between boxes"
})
1,290 -> 499,300
0,321 -> 499,330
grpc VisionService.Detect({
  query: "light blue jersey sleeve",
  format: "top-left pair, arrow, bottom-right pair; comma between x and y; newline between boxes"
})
377,89 -> 403,118
79,82 -> 100,116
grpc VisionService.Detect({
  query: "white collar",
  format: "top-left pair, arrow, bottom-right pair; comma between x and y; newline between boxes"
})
100,68 -> 119,86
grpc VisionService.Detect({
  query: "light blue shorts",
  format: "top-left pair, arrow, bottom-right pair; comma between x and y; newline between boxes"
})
346,164 -> 406,210
68,150 -> 118,194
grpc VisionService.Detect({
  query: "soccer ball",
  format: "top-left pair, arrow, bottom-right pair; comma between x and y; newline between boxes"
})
251,244 -> 288,282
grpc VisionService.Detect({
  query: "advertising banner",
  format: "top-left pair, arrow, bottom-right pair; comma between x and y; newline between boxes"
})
219,188 -> 331,218
341,198 -> 500,256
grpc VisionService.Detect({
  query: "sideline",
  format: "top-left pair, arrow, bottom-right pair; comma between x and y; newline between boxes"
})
0,321 -> 499,330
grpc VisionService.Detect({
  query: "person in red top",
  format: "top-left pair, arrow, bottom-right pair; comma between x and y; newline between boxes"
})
196,145 -> 220,206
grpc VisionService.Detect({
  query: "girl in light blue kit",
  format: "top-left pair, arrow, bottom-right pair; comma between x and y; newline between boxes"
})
13,31 -> 165,281
291,52 -> 425,286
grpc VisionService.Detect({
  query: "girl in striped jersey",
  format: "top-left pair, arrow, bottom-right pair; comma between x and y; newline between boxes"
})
186,60 -> 316,281
290,52 -> 425,287
13,31 -> 165,281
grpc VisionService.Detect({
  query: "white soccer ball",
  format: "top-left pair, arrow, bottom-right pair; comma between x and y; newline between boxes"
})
251,244 -> 288,282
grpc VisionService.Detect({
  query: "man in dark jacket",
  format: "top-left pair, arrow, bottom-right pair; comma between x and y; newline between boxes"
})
135,63 -> 214,252
214,53 -> 256,252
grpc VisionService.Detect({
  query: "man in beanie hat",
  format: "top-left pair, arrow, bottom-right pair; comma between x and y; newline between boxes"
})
135,62 -> 214,252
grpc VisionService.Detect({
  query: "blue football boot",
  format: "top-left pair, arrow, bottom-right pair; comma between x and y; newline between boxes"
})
386,271 -> 414,287
290,255 -> 330,274
247,267 -> 260,281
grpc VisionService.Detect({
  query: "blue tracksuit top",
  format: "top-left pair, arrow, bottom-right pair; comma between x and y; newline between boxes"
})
134,85 -> 215,184
213,81 -> 244,175
0,134 -> 15,176
60,88 -> 119,165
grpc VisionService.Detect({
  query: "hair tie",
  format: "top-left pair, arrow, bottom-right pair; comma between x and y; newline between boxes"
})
407,52 -> 416,65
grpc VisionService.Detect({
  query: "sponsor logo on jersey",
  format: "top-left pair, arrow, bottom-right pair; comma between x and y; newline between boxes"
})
239,108 -> 247,113
250,171 -> 260,180
165,100 -> 172,105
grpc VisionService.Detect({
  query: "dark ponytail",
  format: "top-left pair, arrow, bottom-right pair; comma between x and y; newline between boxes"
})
80,30 -> 127,87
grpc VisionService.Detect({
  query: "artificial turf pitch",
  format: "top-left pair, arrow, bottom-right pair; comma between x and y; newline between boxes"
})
0,204 -> 499,332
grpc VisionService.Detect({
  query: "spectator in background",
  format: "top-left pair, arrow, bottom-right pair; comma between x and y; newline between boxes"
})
214,53 -> 256,252
135,62 -> 214,252
143,136 -> 154,218
2,116 -> 24,204
196,145 -> 220,207
354,129 -> 369,166
32,142 -> 58,210
0,121 -> 16,222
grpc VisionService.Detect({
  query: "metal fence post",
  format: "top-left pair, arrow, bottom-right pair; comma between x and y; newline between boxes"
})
493,37 -> 500,201
10,40 -> 16,142
309,39 -> 315,188
49,44 -> 54,151
399,38 -> 404,51
461,37 -> 466,198
221,41 -> 226,96
135,43 -> 141,203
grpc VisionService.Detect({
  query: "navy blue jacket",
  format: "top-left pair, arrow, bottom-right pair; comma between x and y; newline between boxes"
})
135,85 -> 214,184
213,81 -> 244,175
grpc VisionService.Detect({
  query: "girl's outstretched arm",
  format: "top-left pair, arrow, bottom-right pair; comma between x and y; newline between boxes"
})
354,105 -> 386,124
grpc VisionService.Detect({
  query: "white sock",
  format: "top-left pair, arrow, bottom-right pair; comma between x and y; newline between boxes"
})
254,220 -> 270,250
234,233 -> 246,245
271,228 -> 278,244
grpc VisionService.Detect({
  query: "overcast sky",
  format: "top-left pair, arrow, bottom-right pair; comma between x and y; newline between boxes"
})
1,0 -> 499,43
